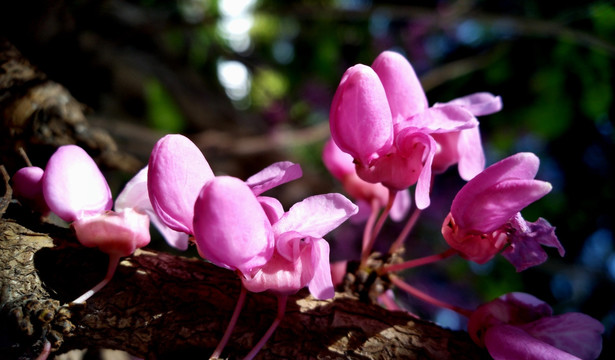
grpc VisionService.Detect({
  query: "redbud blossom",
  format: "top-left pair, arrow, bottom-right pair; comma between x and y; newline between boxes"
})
42,145 -> 151,256
242,193 -> 358,299
468,292 -> 604,360
12,166 -> 49,215
441,152 -> 564,270
330,51 -> 500,208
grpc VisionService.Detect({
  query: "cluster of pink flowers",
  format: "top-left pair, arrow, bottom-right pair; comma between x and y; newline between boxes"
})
11,49 -> 604,360
326,50 -> 604,359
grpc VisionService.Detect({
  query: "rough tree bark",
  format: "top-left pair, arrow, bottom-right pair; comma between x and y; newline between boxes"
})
0,39 -> 486,359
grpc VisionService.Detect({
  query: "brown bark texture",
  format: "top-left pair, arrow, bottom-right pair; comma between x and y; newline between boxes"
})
0,39 -> 485,360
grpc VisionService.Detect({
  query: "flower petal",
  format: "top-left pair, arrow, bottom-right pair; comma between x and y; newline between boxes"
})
330,64 -> 394,166
307,238 -> 335,300
242,246 -> 312,295
502,215 -> 563,271
456,126 -> 485,180
42,145 -> 112,222
322,138 -> 355,180
371,50 -> 428,123
456,179 -> 552,233
272,193 -> 358,239
484,324 -> 580,360
115,166 -> 189,250
258,195 -> 285,225
402,104 -> 478,132
148,134 -> 214,234
436,92 -> 503,117
193,176 -> 274,275
73,208 -> 150,257
12,166 -> 49,214
246,161 -> 303,196
519,313 -> 604,360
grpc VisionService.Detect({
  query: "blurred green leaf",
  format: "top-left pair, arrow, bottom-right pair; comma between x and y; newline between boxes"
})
144,77 -> 186,133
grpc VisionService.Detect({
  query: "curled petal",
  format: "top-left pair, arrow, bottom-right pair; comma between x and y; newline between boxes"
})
258,196 -> 285,225
396,129 -> 437,209
73,208 -> 150,257
437,92 -> 503,117
148,134 -> 214,234
390,189 -> 411,222
403,104 -> 478,132
246,161 -> 303,196
193,176 -> 274,275
272,193 -> 358,239
519,313 -> 604,360
502,215 -> 563,271
308,238 -> 335,299
456,127 -> 485,180
371,50 -> 428,123
116,166 -> 189,250
330,64 -> 393,166
484,324 -> 580,360
43,145 -> 112,222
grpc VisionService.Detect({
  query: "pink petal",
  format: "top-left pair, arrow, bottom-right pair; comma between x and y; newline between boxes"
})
258,196 -> 285,225
42,145 -> 112,222
329,64 -> 394,166
402,104 -> 478,132
395,129 -> 437,209
456,126 -> 485,180
12,166 -> 49,214
371,50 -> 428,123
437,92 -> 503,117
322,138 -> 355,180
246,161 -> 303,196
456,179 -> 552,233
272,193 -> 358,239
519,313 -> 604,360
73,208 -> 150,257
307,238 -> 335,299
390,189 -> 411,222
242,245 -> 313,295
484,324 -> 580,360
147,134 -> 214,234
115,166 -> 189,251
502,216 -> 563,272
193,176 -> 274,275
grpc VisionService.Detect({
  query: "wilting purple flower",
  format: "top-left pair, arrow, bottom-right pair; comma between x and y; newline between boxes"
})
441,152 -> 564,270
468,292 -> 604,360
329,51 -> 501,209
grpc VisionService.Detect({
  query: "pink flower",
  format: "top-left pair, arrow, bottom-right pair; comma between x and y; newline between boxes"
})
329,51 -> 501,208
192,175 -> 358,299
241,193 -> 358,299
12,166 -> 50,215
441,152 -> 564,270
468,292 -> 604,360
42,145 -> 150,257
322,138 -> 410,222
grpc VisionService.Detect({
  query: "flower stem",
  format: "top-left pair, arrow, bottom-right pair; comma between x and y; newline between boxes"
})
380,248 -> 457,274
71,253 -> 121,304
210,285 -> 248,359
243,295 -> 287,360
35,341 -> 51,360
389,275 -> 473,318
361,198 -> 380,255
361,190 -> 396,266
389,207 -> 422,254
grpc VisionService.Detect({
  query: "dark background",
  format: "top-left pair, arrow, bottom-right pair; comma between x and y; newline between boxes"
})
2,0 -> 613,358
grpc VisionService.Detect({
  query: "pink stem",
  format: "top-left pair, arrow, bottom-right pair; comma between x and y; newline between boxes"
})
211,285 -> 248,359
243,295 -> 287,360
361,190 -> 396,265
35,341 -> 51,360
361,198 -> 380,254
389,207 -> 422,254
380,248 -> 457,274
389,275 -> 473,318
71,253 -> 121,304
